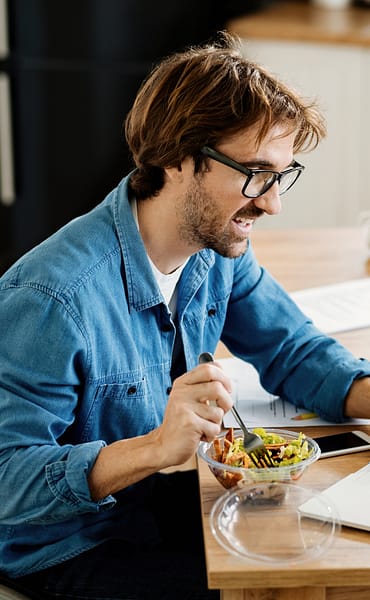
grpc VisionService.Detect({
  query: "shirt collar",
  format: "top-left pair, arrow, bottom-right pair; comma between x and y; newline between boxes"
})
112,173 -> 215,312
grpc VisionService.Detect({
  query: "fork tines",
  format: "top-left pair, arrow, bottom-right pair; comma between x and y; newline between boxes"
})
249,449 -> 275,469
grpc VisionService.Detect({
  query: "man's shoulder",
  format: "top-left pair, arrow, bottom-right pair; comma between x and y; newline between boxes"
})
0,196 -> 121,298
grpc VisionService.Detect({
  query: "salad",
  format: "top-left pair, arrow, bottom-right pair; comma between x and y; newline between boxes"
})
211,427 -> 313,488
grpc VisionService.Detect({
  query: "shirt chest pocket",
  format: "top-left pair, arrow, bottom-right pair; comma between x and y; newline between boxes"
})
80,379 -> 156,443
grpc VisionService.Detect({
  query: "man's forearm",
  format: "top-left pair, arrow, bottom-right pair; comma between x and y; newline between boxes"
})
88,429 -> 164,502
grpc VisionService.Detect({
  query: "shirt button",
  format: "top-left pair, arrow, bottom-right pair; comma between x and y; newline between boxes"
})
208,308 -> 216,317
127,386 -> 137,395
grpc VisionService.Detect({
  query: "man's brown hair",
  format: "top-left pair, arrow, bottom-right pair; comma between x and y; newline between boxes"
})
125,31 -> 326,199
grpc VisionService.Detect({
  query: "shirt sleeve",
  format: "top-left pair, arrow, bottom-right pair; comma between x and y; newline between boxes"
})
0,281 -> 116,525
222,244 -> 370,423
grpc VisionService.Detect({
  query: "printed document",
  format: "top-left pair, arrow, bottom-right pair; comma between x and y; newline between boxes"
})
221,356 -> 370,428
290,278 -> 370,334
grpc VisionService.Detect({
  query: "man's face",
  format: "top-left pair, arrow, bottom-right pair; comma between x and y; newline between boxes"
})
177,124 -> 297,259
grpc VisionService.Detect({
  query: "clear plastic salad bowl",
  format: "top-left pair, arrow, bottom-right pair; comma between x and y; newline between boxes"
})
197,428 -> 321,489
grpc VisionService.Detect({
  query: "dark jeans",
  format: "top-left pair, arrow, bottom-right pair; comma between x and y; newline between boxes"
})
1,470 -> 219,600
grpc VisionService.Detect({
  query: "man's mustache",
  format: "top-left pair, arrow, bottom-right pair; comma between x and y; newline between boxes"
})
234,207 -> 264,220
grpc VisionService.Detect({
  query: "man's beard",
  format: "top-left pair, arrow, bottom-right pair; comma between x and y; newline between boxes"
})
178,178 -> 262,259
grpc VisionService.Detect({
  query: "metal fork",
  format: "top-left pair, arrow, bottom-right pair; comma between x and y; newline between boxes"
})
198,352 -> 275,468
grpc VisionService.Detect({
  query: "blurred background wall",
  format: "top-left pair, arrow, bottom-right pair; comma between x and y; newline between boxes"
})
227,0 -> 370,233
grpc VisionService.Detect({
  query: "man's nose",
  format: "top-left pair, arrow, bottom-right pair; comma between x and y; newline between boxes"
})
253,182 -> 282,216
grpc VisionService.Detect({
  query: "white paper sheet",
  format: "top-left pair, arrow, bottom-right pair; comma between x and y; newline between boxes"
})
220,356 -> 370,428
290,278 -> 370,334
299,462 -> 370,531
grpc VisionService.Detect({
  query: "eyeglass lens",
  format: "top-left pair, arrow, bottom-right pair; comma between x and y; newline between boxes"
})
244,169 -> 300,198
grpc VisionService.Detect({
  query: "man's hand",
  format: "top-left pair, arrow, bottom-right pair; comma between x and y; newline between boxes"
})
154,361 -> 233,467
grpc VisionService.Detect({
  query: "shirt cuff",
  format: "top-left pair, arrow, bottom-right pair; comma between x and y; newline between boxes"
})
313,358 -> 370,422
46,440 -> 116,511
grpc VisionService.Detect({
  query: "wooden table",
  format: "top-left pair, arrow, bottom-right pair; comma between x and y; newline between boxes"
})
198,227 -> 370,600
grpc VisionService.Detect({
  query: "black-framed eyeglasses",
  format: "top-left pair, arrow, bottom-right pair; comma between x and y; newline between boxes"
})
201,146 -> 305,199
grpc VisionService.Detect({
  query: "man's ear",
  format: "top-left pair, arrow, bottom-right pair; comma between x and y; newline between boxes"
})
164,164 -> 183,183
164,157 -> 194,183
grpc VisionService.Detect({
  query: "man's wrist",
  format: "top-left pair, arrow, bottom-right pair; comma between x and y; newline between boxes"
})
344,376 -> 370,419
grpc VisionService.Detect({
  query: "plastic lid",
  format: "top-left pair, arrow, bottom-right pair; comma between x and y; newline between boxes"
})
210,481 -> 339,565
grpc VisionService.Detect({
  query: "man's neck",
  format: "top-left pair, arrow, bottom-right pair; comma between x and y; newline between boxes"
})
136,195 -> 196,275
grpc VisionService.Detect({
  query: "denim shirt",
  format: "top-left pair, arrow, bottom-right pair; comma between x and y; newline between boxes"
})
1,175 -> 369,577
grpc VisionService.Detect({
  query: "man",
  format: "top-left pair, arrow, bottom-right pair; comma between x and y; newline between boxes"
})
0,32 -> 369,600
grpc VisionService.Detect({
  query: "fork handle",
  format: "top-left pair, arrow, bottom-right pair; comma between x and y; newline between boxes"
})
199,353 -> 243,428
198,352 -> 219,408
198,352 -> 214,364
231,405 -> 246,432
